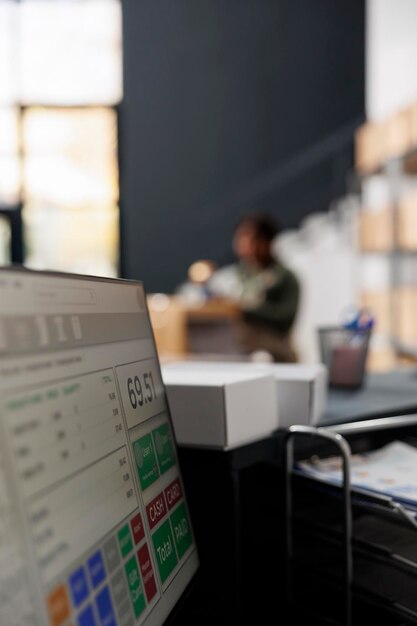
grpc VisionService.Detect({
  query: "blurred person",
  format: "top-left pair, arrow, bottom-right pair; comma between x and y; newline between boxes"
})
176,260 -> 218,303
209,212 -> 300,362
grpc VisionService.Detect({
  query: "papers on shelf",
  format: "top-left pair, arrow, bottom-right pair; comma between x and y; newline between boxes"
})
297,441 -> 417,509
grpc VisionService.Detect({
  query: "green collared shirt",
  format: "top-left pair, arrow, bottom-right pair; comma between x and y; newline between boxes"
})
237,261 -> 300,334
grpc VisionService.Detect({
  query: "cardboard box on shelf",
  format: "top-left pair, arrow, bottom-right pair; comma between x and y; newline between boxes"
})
366,345 -> 397,372
398,189 -> 417,250
360,291 -> 391,334
385,108 -> 413,161
356,102 -> 417,175
357,207 -> 394,252
409,101 -> 417,148
355,121 -> 385,174
395,287 -> 417,347
404,151 -> 417,174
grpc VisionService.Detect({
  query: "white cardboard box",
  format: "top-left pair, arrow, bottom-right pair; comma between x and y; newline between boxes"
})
161,367 -> 278,449
163,361 -> 327,430
254,363 -> 328,428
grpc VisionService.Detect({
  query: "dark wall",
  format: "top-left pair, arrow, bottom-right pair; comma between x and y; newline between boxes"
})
120,0 -> 365,292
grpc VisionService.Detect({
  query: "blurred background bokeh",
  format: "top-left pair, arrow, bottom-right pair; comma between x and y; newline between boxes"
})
2,0 -> 417,372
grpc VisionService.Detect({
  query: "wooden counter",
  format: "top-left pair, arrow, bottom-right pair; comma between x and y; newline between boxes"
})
147,295 -> 240,358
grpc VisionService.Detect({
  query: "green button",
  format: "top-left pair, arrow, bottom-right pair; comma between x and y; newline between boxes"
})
133,434 -> 160,491
170,502 -> 193,559
118,524 -> 133,558
152,423 -> 176,475
152,519 -> 178,583
125,555 -> 146,618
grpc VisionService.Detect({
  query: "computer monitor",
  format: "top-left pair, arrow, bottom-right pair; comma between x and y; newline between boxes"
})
0,268 -> 198,626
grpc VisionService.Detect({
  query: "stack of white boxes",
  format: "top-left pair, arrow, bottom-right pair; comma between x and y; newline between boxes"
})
246,363 -> 328,429
161,367 -> 278,449
162,361 -> 328,448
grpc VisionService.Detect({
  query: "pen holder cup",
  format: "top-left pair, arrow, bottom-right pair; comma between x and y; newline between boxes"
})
318,326 -> 372,389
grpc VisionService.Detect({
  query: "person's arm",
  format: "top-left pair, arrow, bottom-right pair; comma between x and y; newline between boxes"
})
242,271 -> 300,332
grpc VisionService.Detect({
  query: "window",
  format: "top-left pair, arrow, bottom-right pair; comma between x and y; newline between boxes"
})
19,0 -> 122,105
0,0 -> 122,277
0,215 -> 11,264
0,107 -> 20,205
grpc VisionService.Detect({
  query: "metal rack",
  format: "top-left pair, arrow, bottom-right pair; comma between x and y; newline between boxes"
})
285,425 -> 353,626
284,423 -> 417,626
351,145 -> 417,368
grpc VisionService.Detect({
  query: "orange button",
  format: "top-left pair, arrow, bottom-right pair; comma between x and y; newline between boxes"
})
47,584 -> 71,626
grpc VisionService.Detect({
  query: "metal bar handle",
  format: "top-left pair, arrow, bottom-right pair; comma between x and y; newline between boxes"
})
284,425 -> 352,626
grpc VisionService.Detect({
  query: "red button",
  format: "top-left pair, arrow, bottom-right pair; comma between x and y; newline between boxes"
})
130,512 -> 145,545
146,492 -> 167,530
164,478 -> 183,511
137,543 -> 157,602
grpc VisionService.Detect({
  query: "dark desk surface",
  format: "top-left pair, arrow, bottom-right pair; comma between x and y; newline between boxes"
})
176,368 -> 417,623
321,367 -> 417,425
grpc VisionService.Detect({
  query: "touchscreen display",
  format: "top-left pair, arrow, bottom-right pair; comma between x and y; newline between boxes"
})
0,269 -> 198,626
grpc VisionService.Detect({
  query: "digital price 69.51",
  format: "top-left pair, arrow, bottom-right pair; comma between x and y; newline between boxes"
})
127,372 -> 157,409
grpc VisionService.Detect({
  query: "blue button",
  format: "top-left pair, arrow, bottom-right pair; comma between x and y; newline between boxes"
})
87,551 -> 106,589
95,586 -> 117,626
78,604 -> 97,626
69,566 -> 89,607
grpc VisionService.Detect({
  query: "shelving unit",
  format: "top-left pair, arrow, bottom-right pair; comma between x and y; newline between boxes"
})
352,102 -> 417,370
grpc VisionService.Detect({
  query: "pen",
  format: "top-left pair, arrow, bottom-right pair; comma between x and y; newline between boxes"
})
343,307 -> 375,331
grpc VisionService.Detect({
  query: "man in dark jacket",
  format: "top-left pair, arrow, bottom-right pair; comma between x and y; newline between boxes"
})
229,212 -> 300,362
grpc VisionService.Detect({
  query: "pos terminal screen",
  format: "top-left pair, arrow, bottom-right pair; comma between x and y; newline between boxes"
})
0,269 -> 198,626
